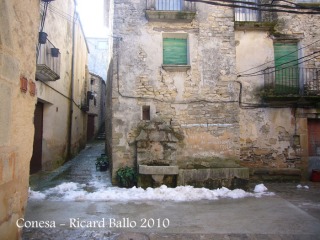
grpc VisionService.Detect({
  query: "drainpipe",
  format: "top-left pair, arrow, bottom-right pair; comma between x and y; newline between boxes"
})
67,5 -> 77,159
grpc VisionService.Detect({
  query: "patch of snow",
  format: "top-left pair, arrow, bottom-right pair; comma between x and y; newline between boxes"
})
28,182 -> 274,202
253,184 -> 268,193
297,184 -> 309,189
28,188 -> 46,200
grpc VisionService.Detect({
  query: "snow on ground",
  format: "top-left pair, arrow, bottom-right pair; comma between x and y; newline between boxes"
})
29,182 -> 274,202
297,184 -> 309,189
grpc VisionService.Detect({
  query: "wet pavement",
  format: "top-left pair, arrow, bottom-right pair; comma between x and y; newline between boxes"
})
22,141 -> 320,240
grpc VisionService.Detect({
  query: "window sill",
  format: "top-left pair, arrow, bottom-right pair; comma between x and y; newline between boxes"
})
162,65 -> 191,72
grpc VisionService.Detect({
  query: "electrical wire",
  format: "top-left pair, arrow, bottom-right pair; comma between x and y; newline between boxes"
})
187,0 -> 320,14
237,39 -> 320,75
238,51 -> 320,77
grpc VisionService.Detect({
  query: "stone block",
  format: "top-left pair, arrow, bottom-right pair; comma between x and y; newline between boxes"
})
167,133 -> 179,142
139,165 -> 179,175
149,131 -> 167,142
136,130 -> 148,141
177,168 -> 249,190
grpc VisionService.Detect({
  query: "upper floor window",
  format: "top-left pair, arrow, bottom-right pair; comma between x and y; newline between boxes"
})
163,33 -> 188,65
156,0 -> 182,10
235,0 -> 260,22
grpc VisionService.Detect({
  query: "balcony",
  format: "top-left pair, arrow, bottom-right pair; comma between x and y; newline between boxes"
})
234,0 -> 276,31
36,39 -> 60,81
145,0 -> 196,22
263,67 -> 320,105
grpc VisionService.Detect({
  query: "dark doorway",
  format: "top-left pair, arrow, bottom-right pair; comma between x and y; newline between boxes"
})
308,119 -> 320,156
30,102 -> 44,174
308,119 -> 320,175
87,115 -> 95,141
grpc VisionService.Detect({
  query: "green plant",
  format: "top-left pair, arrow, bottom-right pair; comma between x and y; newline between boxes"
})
95,155 -> 109,171
116,166 -> 137,188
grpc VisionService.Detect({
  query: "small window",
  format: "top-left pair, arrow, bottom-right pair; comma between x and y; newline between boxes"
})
91,79 -> 95,85
235,0 -> 260,22
142,106 -> 150,120
163,35 -> 188,65
156,0 -> 182,10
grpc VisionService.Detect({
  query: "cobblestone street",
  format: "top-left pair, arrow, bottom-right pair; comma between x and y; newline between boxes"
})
23,141 -> 320,240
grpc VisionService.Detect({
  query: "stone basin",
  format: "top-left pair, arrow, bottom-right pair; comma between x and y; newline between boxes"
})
138,165 -> 179,175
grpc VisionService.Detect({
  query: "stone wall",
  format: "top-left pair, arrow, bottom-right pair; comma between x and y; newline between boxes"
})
0,0 -> 39,238
236,4 -> 320,180
108,0 -> 320,184
109,0 -> 240,183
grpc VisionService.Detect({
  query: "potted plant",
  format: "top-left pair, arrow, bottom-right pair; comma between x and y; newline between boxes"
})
116,166 -> 137,188
95,154 -> 109,171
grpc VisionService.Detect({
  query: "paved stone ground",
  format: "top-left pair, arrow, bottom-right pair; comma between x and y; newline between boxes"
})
22,141 -> 320,240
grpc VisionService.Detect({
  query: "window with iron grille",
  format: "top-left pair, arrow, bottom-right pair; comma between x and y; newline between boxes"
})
235,0 -> 260,22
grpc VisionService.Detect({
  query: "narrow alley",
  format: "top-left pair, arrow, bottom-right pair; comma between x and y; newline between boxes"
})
22,141 -> 320,240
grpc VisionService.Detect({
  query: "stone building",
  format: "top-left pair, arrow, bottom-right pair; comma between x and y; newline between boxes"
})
30,0 -> 90,172
106,0 -> 320,187
0,0 -> 39,238
87,73 -> 106,140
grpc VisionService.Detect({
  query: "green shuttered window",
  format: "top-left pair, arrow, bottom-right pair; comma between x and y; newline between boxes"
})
163,38 -> 188,65
273,42 -> 299,94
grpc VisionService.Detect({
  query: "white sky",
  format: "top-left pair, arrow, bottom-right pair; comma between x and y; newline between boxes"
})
76,0 -> 108,38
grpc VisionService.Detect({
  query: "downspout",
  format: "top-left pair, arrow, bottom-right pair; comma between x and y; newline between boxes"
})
67,6 -> 77,159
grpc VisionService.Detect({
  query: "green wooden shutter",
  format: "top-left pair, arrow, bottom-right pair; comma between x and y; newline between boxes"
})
163,38 -> 187,65
274,43 -> 299,94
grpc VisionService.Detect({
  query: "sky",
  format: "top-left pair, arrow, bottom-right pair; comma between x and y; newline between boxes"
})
76,0 -> 108,38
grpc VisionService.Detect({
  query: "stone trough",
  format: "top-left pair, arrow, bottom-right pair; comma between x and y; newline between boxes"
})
138,165 -> 179,186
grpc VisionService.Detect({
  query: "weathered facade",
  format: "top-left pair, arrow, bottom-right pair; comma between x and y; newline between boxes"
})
87,73 -> 106,140
31,0 -> 90,172
235,2 -> 320,180
0,0 -> 39,238
106,0 -> 320,187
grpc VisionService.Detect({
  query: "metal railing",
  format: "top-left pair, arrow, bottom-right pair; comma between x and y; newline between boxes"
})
234,0 -> 261,21
264,67 -> 320,96
36,39 -> 60,81
146,0 -> 196,11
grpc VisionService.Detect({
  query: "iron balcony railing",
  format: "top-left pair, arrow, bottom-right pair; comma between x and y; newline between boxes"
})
146,0 -> 196,11
264,67 -> 320,96
234,0 -> 261,21
36,39 -> 60,81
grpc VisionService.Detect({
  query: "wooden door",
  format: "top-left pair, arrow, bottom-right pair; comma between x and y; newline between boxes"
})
87,115 -> 95,141
30,102 -> 43,174
308,119 -> 320,157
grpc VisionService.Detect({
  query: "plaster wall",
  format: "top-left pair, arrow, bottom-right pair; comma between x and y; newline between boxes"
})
235,9 -> 320,179
35,0 -> 89,169
0,0 -> 39,238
